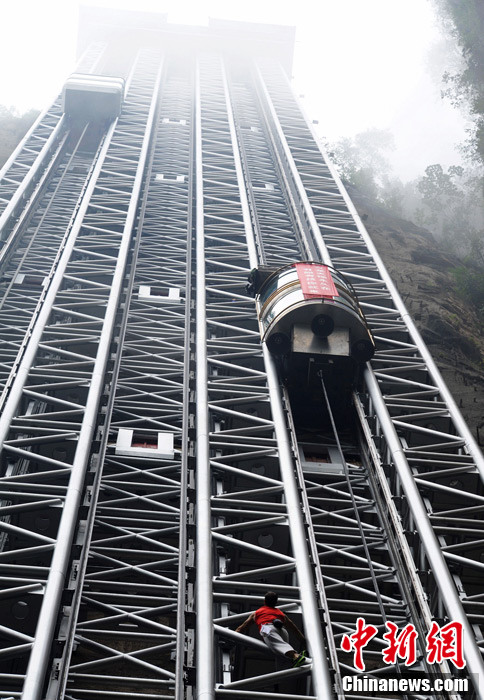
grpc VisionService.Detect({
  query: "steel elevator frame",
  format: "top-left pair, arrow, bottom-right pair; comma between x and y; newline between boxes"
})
0,11 -> 482,700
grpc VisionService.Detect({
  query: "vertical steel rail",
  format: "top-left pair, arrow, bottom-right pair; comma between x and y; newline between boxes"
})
195,58 -> 215,700
0,121 -> 116,436
219,61 -> 258,271
364,367 -> 484,698
221,57 -> 334,700
253,65 -> 331,268
0,42 -> 105,240
176,77 -> 196,700
0,129 -> 70,271
0,38 -> 104,185
0,118 -> 66,240
20,57 -> 163,700
263,349 -> 335,700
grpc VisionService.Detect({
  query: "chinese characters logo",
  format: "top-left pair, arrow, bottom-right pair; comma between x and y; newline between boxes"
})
341,618 -> 465,671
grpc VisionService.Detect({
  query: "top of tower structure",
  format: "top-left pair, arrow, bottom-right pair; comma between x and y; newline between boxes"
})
78,7 -> 296,75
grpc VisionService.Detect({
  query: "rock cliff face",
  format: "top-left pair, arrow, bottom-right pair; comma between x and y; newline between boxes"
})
348,185 -> 484,447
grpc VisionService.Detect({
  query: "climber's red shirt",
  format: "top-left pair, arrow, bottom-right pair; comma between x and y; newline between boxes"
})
254,605 -> 285,631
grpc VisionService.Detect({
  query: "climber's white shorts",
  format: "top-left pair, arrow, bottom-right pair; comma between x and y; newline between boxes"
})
260,623 -> 294,656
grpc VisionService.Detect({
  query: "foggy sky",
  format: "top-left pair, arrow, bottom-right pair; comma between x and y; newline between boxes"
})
0,0 -> 470,182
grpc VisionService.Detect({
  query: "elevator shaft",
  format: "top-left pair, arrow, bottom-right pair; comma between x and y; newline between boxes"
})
0,14 -> 482,700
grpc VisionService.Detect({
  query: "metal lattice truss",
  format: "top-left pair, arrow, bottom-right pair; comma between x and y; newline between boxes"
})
55,56 -> 194,700
221,57 -> 447,693
0,148 -> 100,395
0,24 -> 483,700
226,69 -> 307,265
0,49 -> 162,700
210,55 -> 476,697
0,43 -> 106,243
257,58 -> 484,690
195,53 -> 325,699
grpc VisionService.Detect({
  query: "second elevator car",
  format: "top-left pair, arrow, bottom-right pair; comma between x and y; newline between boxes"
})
62,73 -> 125,123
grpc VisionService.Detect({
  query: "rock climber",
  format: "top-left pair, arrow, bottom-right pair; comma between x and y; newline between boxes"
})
235,591 -> 311,667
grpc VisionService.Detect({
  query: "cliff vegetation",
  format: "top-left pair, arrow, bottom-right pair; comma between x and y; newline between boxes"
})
0,105 -> 39,168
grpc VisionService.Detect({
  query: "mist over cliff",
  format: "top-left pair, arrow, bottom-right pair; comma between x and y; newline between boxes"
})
348,184 -> 484,445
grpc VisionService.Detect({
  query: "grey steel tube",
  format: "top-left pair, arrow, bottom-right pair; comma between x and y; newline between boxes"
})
364,366 -> 484,699
0,118 -> 116,440
195,60 -> 215,700
221,664 -> 312,689
21,54 -> 163,700
0,117 -> 65,241
254,65 -> 331,268
0,106 -> 54,182
264,347 -> 336,700
214,625 -> 268,653
220,59 -> 259,269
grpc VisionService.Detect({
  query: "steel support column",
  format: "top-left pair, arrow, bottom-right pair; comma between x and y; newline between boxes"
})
195,57 -> 216,700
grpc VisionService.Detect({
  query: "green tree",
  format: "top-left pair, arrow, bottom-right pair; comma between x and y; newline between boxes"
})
453,264 -> 484,316
413,163 -> 484,261
326,129 -> 484,266
431,0 -> 484,165
327,128 -> 396,201
417,164 -> 463,213
0,105 -> 39,168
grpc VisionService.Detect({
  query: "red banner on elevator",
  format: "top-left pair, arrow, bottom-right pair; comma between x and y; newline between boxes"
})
296,263 -> 338,299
